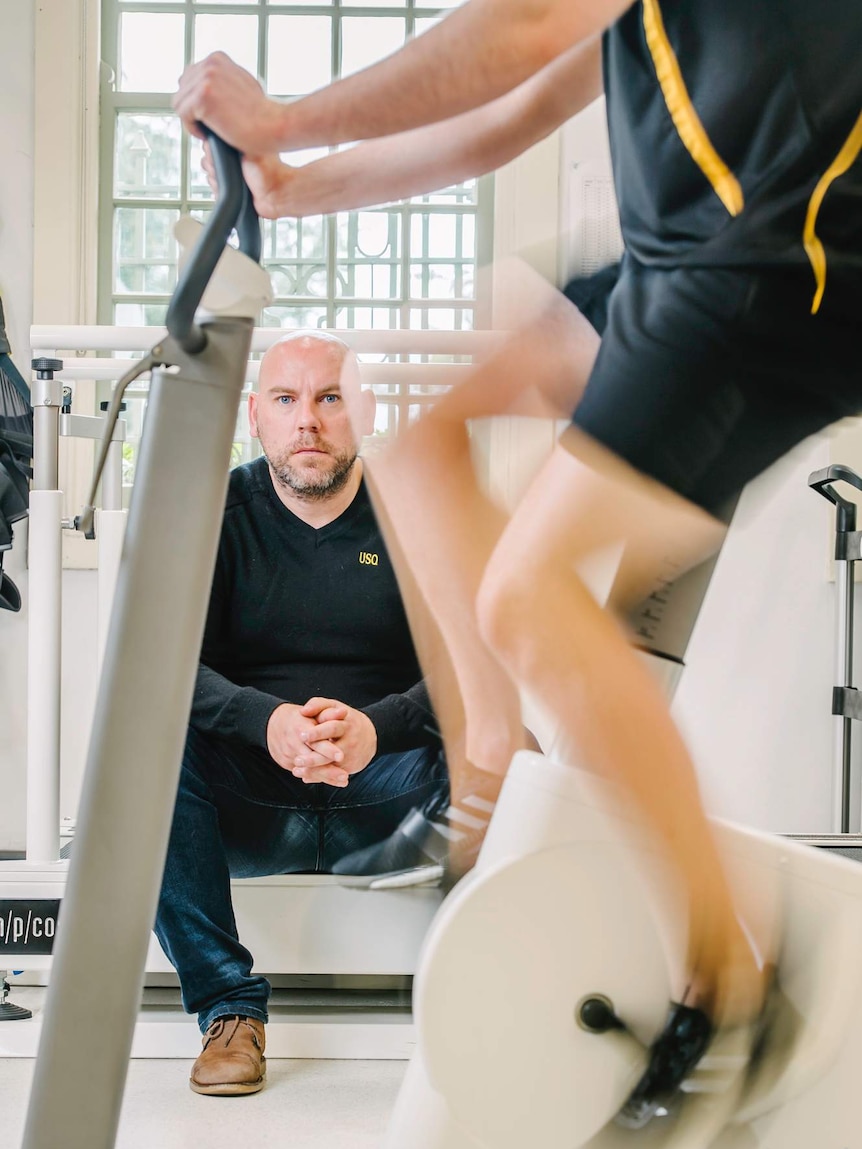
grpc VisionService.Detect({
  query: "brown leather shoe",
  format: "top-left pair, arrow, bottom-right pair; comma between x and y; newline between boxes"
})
190,1015 -> 266,1096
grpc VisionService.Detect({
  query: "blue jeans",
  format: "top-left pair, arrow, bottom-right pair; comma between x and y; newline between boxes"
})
155,727 -> 448,1032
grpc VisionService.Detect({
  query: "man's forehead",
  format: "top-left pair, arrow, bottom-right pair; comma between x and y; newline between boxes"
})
268,335 -> 346,365
260,337 -> 348,387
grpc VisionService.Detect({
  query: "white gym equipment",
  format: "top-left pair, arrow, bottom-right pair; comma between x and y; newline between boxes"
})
383,750 -> 862,1149
380,466 -> 862,1148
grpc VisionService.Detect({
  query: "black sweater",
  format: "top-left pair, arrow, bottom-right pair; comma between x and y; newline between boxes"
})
191,458 -> 440,756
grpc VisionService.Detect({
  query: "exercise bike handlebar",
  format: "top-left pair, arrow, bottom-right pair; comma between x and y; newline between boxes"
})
165,127 -> 261,355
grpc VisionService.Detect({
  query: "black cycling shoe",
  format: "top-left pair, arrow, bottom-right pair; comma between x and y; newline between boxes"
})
333,770 -> 500,890
332,789 -> 451,887
615,1001 -> 714,1129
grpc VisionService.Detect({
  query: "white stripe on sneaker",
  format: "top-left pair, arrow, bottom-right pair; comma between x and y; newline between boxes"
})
445,805 -> 490,831
428,819 -> 467,842
461,794 -> 496,815
369,864 -> 444,890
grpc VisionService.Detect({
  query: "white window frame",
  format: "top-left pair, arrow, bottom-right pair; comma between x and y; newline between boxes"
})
98,0 -> 493,332
33,0 -> 567,567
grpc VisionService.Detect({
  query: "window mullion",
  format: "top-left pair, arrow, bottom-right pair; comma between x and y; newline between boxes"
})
100,0 -> 490,348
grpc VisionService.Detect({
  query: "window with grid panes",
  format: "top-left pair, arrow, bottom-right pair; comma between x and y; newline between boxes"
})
99,0 -> 493,484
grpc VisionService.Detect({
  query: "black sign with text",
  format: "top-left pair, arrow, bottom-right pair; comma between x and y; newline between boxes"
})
0,900 -> 62,955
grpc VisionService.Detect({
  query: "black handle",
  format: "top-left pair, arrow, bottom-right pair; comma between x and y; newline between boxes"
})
165,128 -> 261,354
809,464 -> 862,533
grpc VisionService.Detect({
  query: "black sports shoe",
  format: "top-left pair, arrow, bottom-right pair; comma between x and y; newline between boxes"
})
616,1002 -> 714,1129
333,772 -> 500,890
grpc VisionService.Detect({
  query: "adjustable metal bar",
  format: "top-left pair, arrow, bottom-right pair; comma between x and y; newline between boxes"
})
26,489 -> 62,864
22,319 -> 254,1149
59,412 -> 125,443
30,378 -> 62,490
74,355 -> 158,540
835,557 -> 854,833
23,131 -> 262,1149
26,377 -> 64,864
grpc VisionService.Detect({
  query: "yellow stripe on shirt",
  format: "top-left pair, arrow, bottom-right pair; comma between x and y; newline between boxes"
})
642,0 -> 744,217
803,110 -> 862,314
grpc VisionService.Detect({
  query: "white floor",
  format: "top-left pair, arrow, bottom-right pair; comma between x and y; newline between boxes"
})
0,1055 -> 406,1149
0,986 -> 407,1149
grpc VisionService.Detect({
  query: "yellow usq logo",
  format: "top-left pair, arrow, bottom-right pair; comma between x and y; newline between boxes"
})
359,551 -> 379,566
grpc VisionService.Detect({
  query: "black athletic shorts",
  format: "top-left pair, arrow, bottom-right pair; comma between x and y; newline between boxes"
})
563,261 -> 621,337
570,256 -> 862,516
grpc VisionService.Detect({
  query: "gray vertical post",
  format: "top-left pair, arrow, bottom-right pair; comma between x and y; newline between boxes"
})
31,386 -> 61,490
808,466 -> 862,835
834,544 -> 855,833
27,372 -> 64,864
22,318 -> 253,1149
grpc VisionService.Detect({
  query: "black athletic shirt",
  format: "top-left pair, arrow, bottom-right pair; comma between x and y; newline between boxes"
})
191,457 -> 439,756
604,1 -> 862,296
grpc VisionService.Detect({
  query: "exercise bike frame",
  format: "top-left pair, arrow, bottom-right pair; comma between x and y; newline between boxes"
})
22,132 -> 261,1149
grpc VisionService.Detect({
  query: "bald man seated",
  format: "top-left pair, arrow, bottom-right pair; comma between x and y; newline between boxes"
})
154,331 -> 448,1095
